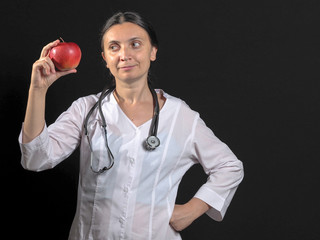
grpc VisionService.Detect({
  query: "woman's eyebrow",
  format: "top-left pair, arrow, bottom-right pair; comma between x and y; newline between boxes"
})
108,37 -> 144,45
107,40 -> 120,45
129,37 -> 143,41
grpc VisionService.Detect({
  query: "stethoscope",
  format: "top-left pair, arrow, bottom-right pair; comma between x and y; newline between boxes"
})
83,84 -> 160,174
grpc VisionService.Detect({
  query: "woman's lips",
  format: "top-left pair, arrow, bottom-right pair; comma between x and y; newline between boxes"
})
119,65 -> 136,71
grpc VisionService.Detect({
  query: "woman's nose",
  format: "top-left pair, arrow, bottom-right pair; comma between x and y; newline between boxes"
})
120,47 -> 131,61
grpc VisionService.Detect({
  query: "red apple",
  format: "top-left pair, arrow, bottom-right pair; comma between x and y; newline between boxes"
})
49,39 -> 81,71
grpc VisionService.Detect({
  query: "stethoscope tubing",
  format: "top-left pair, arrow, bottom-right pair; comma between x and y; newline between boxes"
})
84,84 -> 160,173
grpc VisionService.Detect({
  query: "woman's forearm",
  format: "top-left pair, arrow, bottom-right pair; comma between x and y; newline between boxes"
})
22,87 -> 47,143
170,198 -> 210,232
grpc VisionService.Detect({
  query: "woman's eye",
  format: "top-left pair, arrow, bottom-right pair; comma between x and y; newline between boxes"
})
109,45 -> 119,51
132,42 -> 141,48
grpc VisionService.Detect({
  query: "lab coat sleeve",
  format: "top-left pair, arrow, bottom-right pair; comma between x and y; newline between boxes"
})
18,98 -> 85,171
191,117 -> 244,221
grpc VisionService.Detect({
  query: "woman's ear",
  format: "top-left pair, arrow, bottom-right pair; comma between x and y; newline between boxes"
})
150,46 -> 158,62
101,52 -> 109,68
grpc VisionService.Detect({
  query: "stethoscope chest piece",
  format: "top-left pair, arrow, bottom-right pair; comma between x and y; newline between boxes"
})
145,135 -> 160,150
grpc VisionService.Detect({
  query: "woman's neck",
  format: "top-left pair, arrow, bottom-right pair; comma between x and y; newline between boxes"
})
114,80 -> 152,105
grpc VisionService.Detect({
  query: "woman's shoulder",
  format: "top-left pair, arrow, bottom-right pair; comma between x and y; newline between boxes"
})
158,89 -> 184,105
159,89 -> 200,117
70,88 -> 117,113
66,91 -> 107,116
72,92 -> 99,107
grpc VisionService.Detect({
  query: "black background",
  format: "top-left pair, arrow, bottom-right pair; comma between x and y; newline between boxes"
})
1,0 -> 320,239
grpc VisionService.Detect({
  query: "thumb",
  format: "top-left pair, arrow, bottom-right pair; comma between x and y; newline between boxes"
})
56,68 -> 77,78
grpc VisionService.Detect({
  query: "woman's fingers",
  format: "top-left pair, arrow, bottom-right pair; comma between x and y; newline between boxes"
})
34,57 -> 55,75
42,61 -> 50,75
40,39 -> 60,58
33,59 -> 48,76
44,56 -> 56,74
34,56 -> 77,78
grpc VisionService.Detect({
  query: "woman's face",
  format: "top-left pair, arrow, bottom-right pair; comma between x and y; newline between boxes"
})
102,22 -> 157,85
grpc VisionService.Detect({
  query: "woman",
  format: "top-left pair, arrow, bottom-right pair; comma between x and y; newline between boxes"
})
19,12 -> 244,240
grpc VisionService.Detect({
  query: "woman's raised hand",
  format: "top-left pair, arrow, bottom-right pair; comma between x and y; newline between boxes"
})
30,39 -> 77,91
23,40 -> 78,143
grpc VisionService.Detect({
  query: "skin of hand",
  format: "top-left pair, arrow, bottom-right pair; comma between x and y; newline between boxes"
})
169,198 -> 210,232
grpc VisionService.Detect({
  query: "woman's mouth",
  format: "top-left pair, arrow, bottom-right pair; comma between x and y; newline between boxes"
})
119,65 -> 136,71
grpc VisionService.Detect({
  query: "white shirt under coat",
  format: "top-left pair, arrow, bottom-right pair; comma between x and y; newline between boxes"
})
19,89 -> 244,240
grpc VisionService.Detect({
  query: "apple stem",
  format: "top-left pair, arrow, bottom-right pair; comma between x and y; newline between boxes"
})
59,37 -> 65,42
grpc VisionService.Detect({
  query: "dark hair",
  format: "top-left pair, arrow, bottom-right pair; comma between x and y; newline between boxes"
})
100,11 -> 159,52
